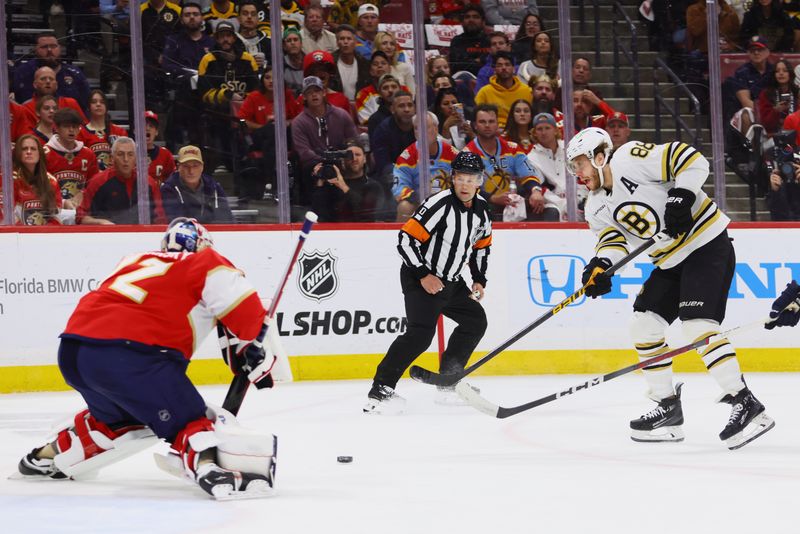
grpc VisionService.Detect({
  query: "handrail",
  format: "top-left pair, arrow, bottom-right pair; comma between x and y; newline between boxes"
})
574,0 -> 601,66
611,1 -> 640,127
652,57 -> 702,147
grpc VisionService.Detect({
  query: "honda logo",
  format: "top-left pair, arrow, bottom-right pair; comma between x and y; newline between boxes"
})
528,255 -> 587,307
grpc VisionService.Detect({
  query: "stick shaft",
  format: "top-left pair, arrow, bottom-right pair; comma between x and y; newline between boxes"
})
466,318 -> 766,419
411,238 -> 656,386
222,213 -> 317,415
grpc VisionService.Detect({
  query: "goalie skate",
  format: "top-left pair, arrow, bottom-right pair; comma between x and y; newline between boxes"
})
363,384 -> 406,414
630,383 -> 685,443
718,388 -> 775,450
195,462 -> 275,501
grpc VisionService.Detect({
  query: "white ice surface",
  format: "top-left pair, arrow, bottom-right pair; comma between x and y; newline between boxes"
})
2,373 -> 799,534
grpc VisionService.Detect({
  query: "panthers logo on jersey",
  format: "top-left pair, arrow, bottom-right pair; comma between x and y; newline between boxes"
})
613,201 -> 661,238
483,169 -> 512,195
431,169 -> 452,194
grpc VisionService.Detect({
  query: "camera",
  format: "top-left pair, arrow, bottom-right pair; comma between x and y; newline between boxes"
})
767,130 -> 800,185
316,149 -> 353,180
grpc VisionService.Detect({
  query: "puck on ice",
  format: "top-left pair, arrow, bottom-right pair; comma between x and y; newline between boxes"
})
337,456 -> 353,463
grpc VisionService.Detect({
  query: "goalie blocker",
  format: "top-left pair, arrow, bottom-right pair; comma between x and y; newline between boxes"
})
15,218 -> 280,499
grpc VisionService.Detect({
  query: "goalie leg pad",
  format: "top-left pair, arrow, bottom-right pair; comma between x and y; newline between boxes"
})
166,407 -> 277,500
52,409 -> 158,479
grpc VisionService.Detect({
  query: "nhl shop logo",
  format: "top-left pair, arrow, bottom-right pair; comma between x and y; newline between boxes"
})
297,250 -> 340,302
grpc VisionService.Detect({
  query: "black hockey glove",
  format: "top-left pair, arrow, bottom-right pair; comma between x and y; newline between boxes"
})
663,188 -> 696,238
765,280 -> 800,330
220,323 -> 275,389
581,257 -> 613,299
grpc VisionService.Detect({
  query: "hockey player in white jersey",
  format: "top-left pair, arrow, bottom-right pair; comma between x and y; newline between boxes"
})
566,127 -> 774,450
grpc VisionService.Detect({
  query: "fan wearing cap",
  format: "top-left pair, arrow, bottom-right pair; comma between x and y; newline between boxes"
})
143,111 -> 176,186
722,35 -> 773,144
355,51 -> 411,125
160,145 -> 234,224
298,50 -> 352,114
527,112 -> 586,221
605,111 -> 631,149
282,26 -> 306,96
354,3 -> 380,59
77,137 -> 167,225
302,4 -> 337,54
198,20 -> 258,169
291,75 -> 358,204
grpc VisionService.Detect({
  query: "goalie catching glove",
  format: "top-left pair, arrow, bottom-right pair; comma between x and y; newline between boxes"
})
219,322 -> 275,389
765,280 -> 800,329
581,257 -> 613,298
663,187 -> 695,238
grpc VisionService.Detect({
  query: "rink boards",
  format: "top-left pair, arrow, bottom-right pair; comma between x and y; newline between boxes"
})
0,223 -> 798,392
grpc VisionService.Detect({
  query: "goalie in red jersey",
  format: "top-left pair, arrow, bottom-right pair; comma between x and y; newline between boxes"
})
16,218 -> 279,500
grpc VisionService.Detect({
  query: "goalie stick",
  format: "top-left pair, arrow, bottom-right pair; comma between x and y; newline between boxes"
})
456,317 -> 769,419
221,211 -> 318,416
409,236 -> 662,387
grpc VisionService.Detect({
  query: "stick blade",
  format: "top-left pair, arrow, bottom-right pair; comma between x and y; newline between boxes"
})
455,382 -> 500,417
409,365 -> 462,387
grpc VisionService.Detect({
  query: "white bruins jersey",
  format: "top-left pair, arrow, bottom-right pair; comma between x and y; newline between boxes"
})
584,141 -> 729,270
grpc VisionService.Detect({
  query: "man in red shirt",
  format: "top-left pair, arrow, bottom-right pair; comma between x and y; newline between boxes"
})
144,111 -> 176,185
16,219 -> 277,499
77,137 -> 167,225
44,108 -> 99,210
22,66 -> 87,124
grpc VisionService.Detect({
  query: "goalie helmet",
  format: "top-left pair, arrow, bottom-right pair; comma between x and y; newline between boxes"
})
161,217 -> 214,253
566,127 -> 613,174
451,151 -> 485,185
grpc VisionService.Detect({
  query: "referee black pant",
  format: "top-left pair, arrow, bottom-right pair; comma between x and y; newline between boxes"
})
373,266 -> 488,389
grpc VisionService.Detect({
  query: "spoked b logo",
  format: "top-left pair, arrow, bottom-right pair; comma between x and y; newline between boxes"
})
527,255 -> 587,307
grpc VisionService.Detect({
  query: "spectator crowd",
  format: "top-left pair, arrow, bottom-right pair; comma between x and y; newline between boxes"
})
3,0 -> 799,225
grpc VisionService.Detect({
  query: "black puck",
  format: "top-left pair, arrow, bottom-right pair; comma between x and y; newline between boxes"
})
337,455 -> 353,463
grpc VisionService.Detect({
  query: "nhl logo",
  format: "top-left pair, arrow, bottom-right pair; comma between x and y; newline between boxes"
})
297,250 -> 339,302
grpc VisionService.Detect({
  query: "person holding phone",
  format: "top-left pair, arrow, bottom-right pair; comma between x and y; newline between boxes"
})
758,59 -> 797,136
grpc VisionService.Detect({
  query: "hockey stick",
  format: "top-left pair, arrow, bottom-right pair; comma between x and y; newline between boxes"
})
456,317 -> 769,419
221,211 -> 318,416
409,236 -> 660,387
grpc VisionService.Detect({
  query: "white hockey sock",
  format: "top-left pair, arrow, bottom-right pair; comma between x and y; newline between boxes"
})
705,348 -> 746,395
636,340 -> 675,400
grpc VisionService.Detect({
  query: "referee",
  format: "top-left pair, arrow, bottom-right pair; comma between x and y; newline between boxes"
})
364,151 -> 493,414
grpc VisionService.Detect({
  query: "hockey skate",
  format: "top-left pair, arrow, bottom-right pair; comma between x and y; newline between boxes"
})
718,387 -> 775,450
363,384 -> 406,414
195,462 -> 275,501
15,447 -> 68,480
630,383 -> 685,443
435,383 -> 480,406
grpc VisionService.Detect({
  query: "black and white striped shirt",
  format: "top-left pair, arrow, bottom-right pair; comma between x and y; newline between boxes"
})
398,190 -> 493,285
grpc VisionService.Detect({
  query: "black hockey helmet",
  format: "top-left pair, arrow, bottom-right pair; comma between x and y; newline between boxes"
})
451,151 -> 485,180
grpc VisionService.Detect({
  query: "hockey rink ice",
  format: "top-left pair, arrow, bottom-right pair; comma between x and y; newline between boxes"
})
1,373 -> 799,534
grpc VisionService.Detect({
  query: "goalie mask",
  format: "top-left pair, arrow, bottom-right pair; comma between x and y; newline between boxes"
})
161,217 -> 214,253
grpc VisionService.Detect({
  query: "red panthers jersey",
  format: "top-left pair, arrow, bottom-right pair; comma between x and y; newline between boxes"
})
44,143 -> 99,201
147,146 -> 176,185
0,170 -> 62,225
10,102 -> 33,142
78,123 -> 128,170
63,248 -> 267,358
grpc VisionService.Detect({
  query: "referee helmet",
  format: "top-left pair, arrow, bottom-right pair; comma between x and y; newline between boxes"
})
451,151 -> 485,185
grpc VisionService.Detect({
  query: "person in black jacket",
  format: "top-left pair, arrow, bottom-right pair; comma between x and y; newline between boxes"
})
161,145 -> 234,223
311,140 -> 385,222
448,4 -> 491,76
